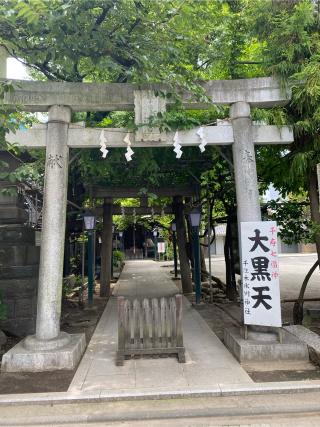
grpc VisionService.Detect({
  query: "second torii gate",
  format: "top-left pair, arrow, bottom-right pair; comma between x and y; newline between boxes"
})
90,185 -> 200,297
2,74 -> 293,372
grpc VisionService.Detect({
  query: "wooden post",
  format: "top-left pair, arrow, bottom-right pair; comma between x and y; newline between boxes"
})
173,196 -> 193,294
170,297 -> 177,348
175,295 -> 185,362
225,218 -> 238,301
172,231 -> 178,278
87,230 -> 94,305
117,296 -> 125,366
317,164 -> 320,209
100,197 -> 113,297
143,298 -> 151,348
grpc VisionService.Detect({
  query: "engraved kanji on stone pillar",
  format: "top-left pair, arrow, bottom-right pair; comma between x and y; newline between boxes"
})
230,101 -> 261,224
134,89 -> 166,142
26,104 -> 71,348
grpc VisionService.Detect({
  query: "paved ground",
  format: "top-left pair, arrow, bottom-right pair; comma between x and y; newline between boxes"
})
207,253 -> 319,300
206,253 -> 320,326
278,254 -> 319,300
69,260 -> 252,395
2,256 -> 320,426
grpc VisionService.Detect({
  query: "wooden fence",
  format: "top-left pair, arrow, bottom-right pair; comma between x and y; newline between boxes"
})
116,294 -> 185,365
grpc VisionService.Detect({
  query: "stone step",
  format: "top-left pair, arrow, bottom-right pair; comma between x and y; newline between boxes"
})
0,193 -> 21,206
0,291 -> 37,336
0,226 -> 36,246
0,207 -> 28,225
0,278 -> 38,298
0,245 -> 40,266
0,265 -> 39,279
1,315 -> 36,337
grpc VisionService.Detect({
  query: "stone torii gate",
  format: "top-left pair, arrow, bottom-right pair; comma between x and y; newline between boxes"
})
2,73 -> 293,372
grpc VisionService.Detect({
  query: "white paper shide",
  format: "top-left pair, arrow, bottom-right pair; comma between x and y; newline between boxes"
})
241,221 -> 281,328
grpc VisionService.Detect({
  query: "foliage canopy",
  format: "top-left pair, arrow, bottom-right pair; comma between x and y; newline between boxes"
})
0,0 -> 320,250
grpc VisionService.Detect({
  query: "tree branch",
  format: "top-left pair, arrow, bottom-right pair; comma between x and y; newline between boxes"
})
94,2 -> 116,27
7,49 -> 73,81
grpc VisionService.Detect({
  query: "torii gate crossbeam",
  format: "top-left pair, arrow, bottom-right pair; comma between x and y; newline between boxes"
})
7,123 -> 293,148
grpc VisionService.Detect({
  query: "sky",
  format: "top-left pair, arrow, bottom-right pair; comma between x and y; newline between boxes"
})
6,57 -> 47,122
7,57 -> 30,80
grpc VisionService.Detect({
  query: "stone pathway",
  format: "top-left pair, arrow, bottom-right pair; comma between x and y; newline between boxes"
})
69,260 -> 252,395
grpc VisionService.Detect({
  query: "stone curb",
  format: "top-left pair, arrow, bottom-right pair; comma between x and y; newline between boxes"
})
1,381 -> 320,406
5,401 -> 320,426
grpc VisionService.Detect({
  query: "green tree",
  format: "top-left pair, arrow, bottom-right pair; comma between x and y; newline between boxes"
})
0,1 -> 267,295
2,0 -> 319,295
0,0 -> 222,91
247,0 -> 320,266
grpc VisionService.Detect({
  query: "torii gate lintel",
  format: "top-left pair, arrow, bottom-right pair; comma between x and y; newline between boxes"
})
1,76 -> 290,112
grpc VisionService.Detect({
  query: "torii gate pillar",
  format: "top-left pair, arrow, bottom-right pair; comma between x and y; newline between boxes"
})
2,105 -> 86,372
0,47 -> 7,79
29,105 -> 71,342
231,101 -> 261,223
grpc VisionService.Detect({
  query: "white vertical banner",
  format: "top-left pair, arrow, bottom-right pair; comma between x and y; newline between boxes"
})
240,221 -> 282,327
157,242 -> 166,254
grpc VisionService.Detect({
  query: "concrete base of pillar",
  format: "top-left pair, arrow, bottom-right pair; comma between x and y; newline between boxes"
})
1,333 -> 86,372
224,327 -> 309,363
24,331 -> 71,351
